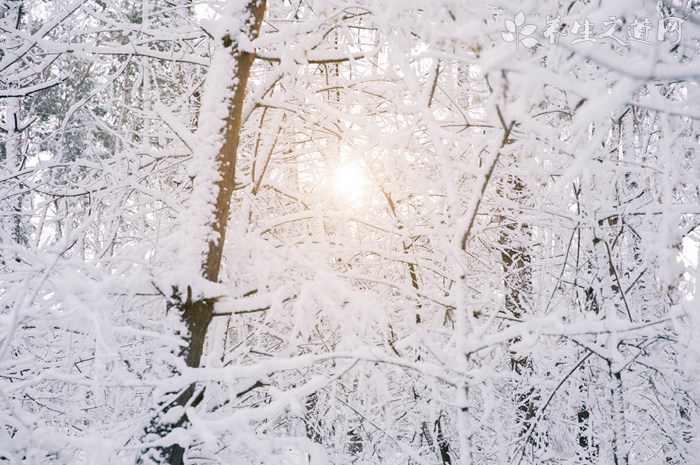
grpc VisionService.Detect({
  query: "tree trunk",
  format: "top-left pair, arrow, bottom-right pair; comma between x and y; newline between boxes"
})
2,1 -> 25,247
141,2 -> 266,464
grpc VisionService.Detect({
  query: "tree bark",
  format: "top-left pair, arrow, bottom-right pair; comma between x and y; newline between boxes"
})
141,2 -> 266,464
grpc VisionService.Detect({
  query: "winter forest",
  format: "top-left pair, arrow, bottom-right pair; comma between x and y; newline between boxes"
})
2,0 -> 700,464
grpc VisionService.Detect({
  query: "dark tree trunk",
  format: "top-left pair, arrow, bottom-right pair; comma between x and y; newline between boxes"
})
140,2 -> 266,464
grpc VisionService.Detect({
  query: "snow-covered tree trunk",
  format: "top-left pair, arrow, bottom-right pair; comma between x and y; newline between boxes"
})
1,0 -> 25,246
141,2 -> 266,464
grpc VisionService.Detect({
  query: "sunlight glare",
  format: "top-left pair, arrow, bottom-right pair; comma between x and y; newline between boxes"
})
332,163 -> 366,203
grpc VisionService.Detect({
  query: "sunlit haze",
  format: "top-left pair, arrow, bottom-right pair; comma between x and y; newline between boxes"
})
331,162 -> 366,204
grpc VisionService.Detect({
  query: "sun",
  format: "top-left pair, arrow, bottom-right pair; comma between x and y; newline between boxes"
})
331,162 -> 366,203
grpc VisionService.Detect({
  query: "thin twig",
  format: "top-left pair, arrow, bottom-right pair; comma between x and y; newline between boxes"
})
460,105 -> 514,250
